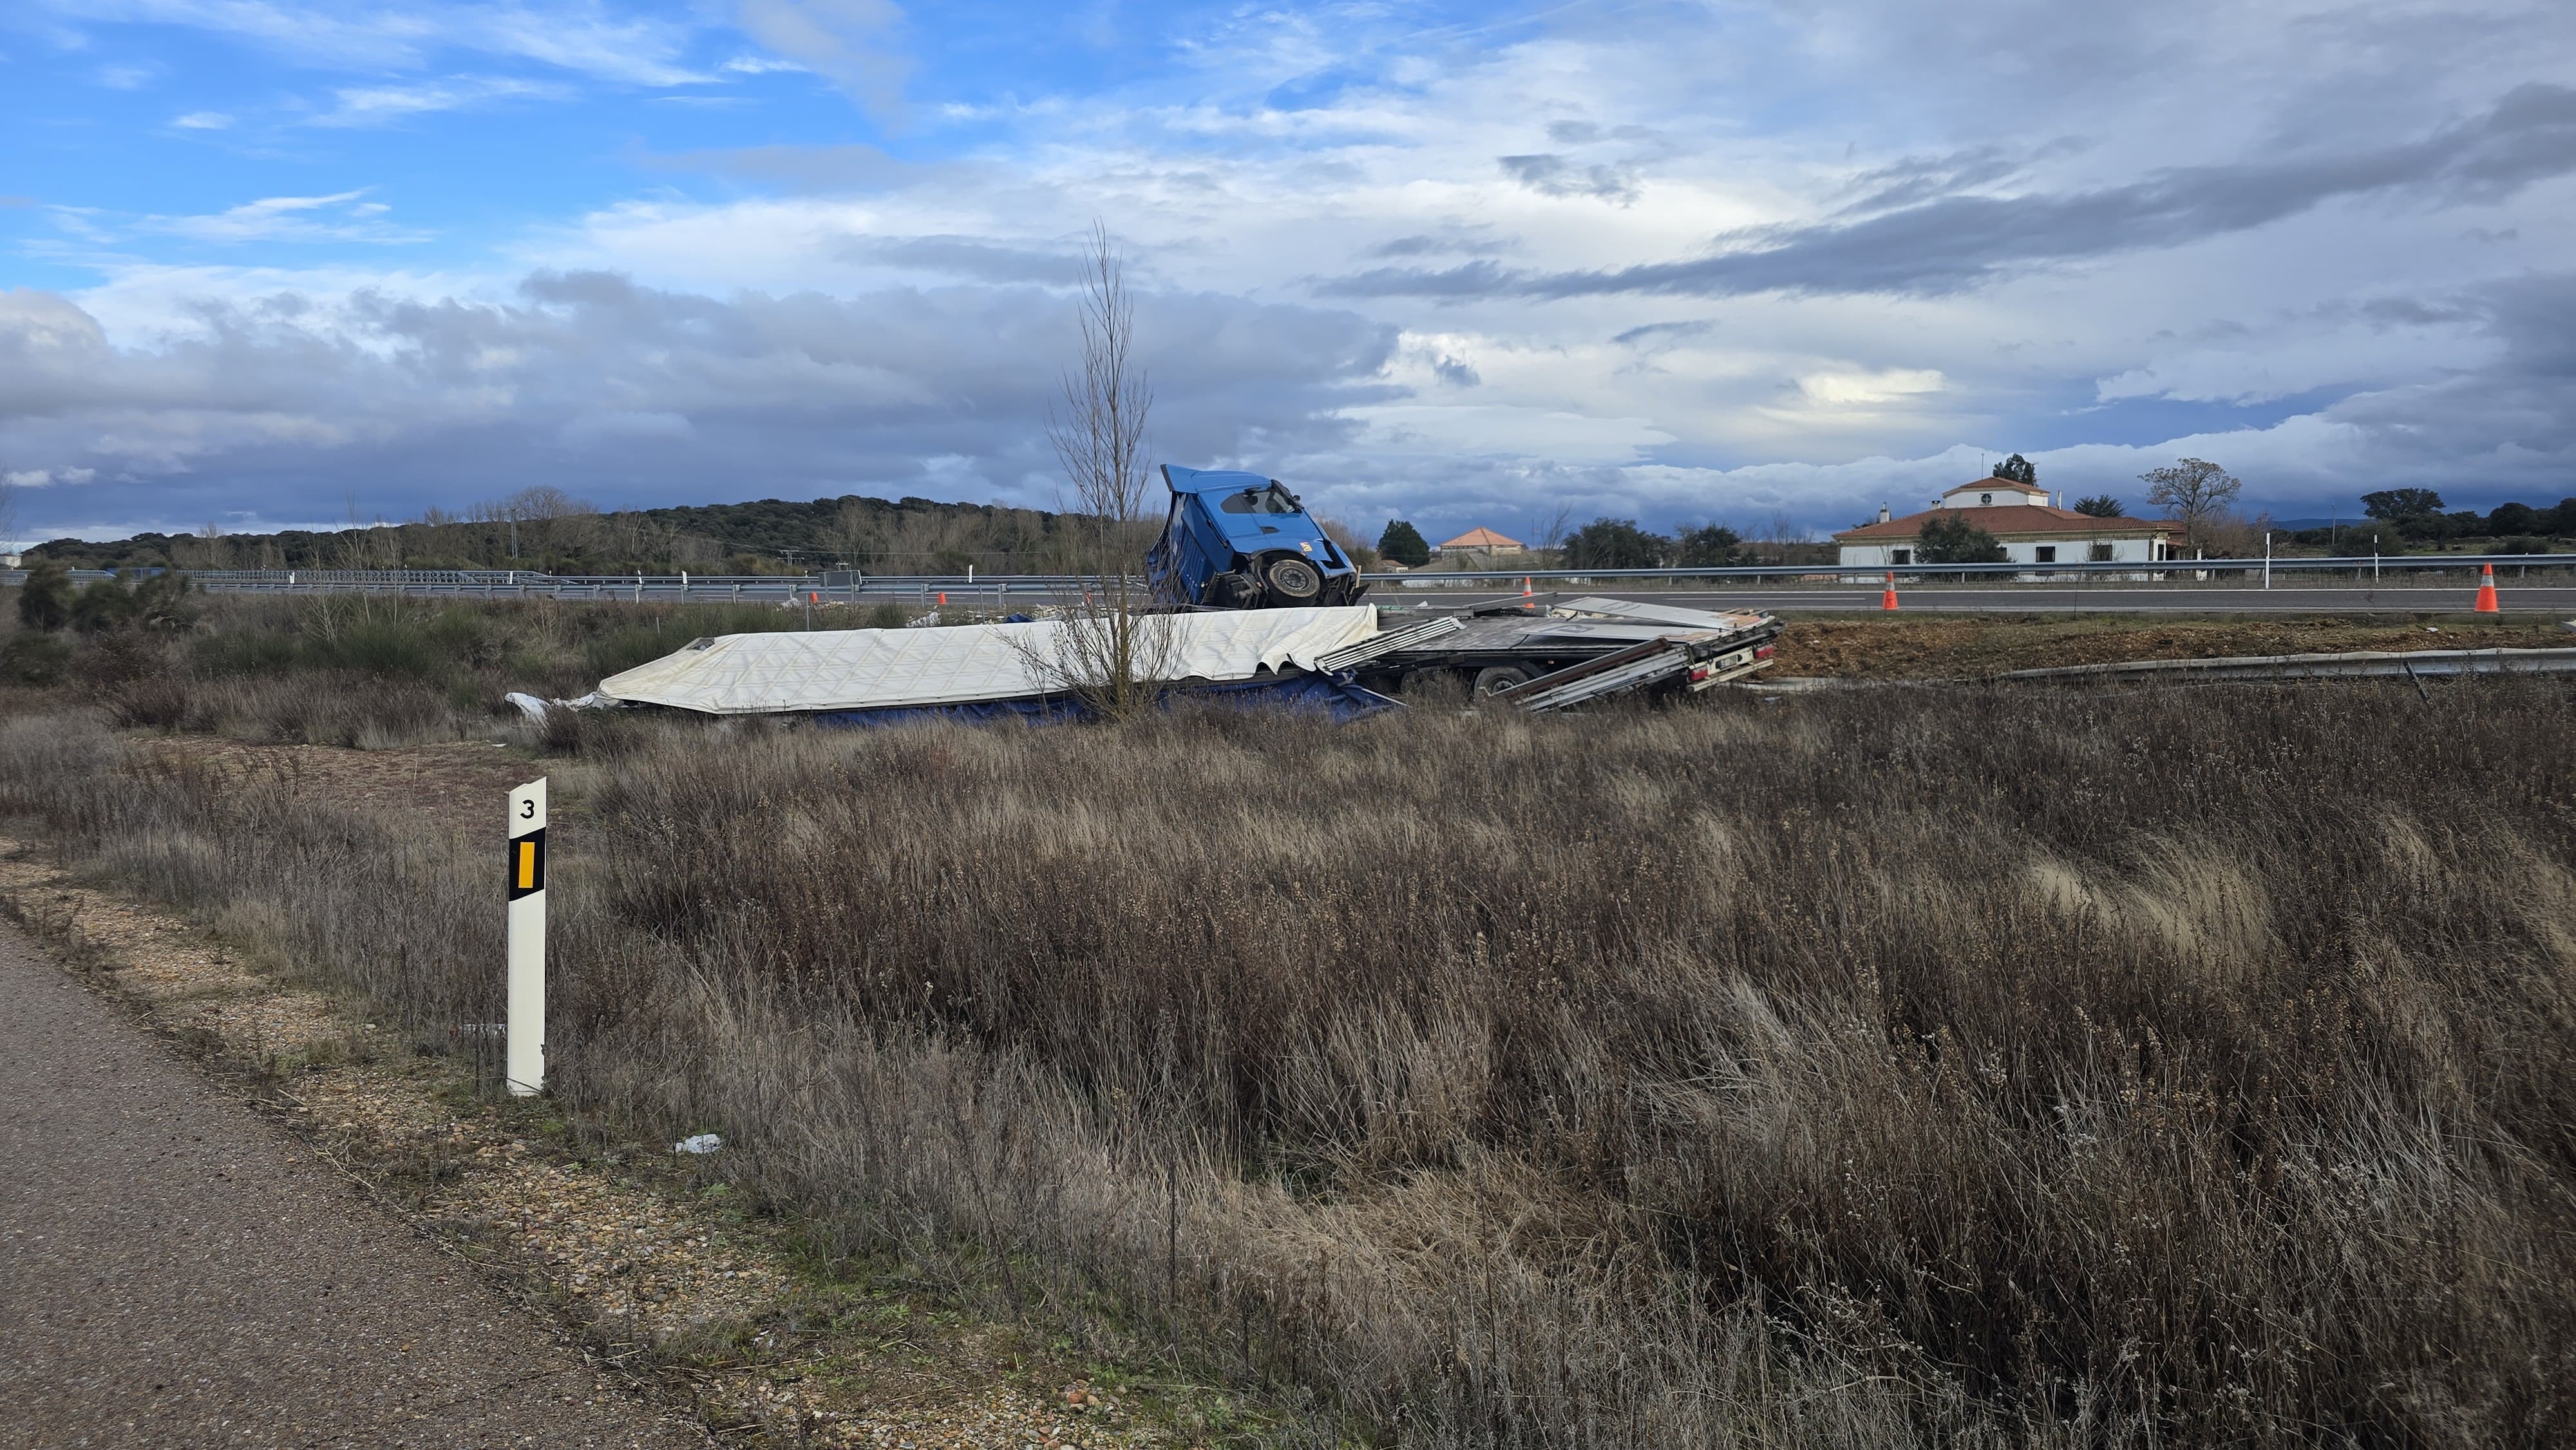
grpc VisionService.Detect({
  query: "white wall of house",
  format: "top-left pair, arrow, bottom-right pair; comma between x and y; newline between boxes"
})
1837,535 -> 2168,568
1939,483 -> 2050,508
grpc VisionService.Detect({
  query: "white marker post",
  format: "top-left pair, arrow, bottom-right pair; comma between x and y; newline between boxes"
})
506,778 -> 547,1097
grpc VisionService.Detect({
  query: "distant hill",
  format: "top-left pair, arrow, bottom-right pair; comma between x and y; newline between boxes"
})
31,493 -> 1102,576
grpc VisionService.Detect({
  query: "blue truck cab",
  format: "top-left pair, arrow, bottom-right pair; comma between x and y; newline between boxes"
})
1145,464 -> 1368,608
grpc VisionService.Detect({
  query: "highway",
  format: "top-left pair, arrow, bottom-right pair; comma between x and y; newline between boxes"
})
1405,584 -> 2576,616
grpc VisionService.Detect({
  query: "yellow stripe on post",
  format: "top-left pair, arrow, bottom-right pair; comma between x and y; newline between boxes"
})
517,840 -> 536,891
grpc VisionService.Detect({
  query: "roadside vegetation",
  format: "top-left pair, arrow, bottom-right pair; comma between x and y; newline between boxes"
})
3,579 -> 902,747
0,587 -> 2569,1446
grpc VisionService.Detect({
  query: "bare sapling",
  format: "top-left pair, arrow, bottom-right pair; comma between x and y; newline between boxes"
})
1032,223 -> 1175,719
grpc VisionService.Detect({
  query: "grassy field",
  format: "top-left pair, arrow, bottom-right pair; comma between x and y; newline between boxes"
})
5,592 -> 2573,1445
1767,612 -> 2572,677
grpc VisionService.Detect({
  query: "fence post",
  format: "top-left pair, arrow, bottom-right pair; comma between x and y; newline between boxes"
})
506,778 -> 547,1097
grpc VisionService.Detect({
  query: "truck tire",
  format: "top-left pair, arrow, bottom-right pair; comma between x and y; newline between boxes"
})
1261,555 -> 1323,605
1473,665 -> 1532,698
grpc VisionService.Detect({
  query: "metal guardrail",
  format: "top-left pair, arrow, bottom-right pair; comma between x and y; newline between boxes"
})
1374,554 -> 2572,583
2001,646 -> 2576,683
5,553 -> 2566,602
0,569 -> 1102,605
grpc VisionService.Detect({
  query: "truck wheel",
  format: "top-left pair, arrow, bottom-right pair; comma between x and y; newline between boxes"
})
1473,665 -> 1532,698
1262,556 -> 1323,604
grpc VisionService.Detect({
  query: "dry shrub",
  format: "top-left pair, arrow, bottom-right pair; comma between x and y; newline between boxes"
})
3,677 -> 2572,1447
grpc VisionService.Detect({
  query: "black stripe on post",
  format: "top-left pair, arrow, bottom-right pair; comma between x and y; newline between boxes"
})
507,828 -> 547,899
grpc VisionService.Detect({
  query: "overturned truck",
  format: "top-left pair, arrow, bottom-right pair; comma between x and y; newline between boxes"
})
1143,463 -> 1780,703
589,466 -> 1780,723
592,597 -> 1778,724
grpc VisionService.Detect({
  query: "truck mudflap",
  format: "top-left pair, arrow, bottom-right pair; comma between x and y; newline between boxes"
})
1497,630 -> 1780,711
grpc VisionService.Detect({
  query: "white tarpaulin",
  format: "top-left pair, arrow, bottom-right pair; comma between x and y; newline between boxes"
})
596,606 -> 1383,715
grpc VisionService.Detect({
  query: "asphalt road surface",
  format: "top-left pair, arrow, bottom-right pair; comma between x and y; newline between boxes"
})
1401,584 -> 2576,616
0,924 -> 707,1450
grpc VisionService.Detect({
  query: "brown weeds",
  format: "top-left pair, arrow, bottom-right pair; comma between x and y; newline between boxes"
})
5,676 -> 2572,1446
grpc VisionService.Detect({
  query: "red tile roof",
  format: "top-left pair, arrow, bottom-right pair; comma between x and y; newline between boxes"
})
1438,526 -> 1524,549
1833,505 -> 2170,541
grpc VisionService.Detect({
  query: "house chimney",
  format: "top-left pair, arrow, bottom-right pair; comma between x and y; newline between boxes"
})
1876,505 -> 1890,523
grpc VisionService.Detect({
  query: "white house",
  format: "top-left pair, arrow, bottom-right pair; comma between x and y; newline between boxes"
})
1833,480 -> 2173,570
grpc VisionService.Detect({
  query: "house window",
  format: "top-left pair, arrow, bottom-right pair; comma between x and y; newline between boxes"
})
1891,548 -> 1912,565
1978,492 -> 1993,505
2091,543 -> 2114,562
2034,545 -> 2056,563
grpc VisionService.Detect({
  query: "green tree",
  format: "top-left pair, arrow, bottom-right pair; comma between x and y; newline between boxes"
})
2361,488 -> 2443,520
1562,518 -> 1671,569
131,569 -> 198,631
1991,453 -> 2038,485
1672,523 -> 1740,568
2072,494 -> 2125,518
2486,502 -> 2539,536
1917,513 -> 2008,564
1377,520 -> 1431,567
17,559 -> 72,632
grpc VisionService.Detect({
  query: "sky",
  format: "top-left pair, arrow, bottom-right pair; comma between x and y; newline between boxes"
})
2,0 -> 2572,547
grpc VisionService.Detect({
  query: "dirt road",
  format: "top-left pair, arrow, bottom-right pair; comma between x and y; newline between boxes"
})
0,923 -> 706,1449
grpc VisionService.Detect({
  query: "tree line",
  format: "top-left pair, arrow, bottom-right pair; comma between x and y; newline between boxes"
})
29,489 -> 1099,576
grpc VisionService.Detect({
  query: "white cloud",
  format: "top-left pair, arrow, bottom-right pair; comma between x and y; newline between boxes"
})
6,467 -> 98,487
33,0 -> 712,88
125,190 -> 424,245
14,0 -> 2576,538
308,75 -> 569,126
170,109 -> 234,129
1795,368 -> 1945,407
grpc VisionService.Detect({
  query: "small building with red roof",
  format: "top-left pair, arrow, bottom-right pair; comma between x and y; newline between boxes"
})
1833,480 -> 2173,569
1434,526 -> 1525,558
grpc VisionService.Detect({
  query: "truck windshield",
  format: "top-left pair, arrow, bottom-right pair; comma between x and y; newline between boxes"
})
1218,485 -> 1301,516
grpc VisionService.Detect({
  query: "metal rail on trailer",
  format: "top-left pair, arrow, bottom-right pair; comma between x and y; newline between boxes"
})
1366,596 -> 1783,706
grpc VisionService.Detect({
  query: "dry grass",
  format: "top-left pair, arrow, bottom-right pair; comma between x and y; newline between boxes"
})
5,591 -> 900,747
1768,612 -> 2575,678
3,660 -> 2571,1445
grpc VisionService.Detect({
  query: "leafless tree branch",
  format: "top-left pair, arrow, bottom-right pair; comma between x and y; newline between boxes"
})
1029,223 -> 1176,719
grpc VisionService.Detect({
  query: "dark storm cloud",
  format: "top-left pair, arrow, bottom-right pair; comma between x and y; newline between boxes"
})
1430,354 -> 1479,386
1610,319 -> 1712,346
2333,270 -> 2576,464
0,273 -> 1401,534
1833,144 -> 2035,214
1328,84 -> 2576,301
1497,153 -> 1641,204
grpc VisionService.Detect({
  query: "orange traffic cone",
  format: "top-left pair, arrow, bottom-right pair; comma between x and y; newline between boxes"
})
2474,562 -> 2499,613
938,591 -> 948,606
1521,576 -> 1533,599
1882,571 -> 1900,612
808,590 -> 818,604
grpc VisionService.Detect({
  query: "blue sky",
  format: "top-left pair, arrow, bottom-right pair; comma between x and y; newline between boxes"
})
3,0 -> 2572,546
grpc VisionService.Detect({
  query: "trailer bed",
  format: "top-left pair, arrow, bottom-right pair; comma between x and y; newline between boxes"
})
1359,597 -> 1781,704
